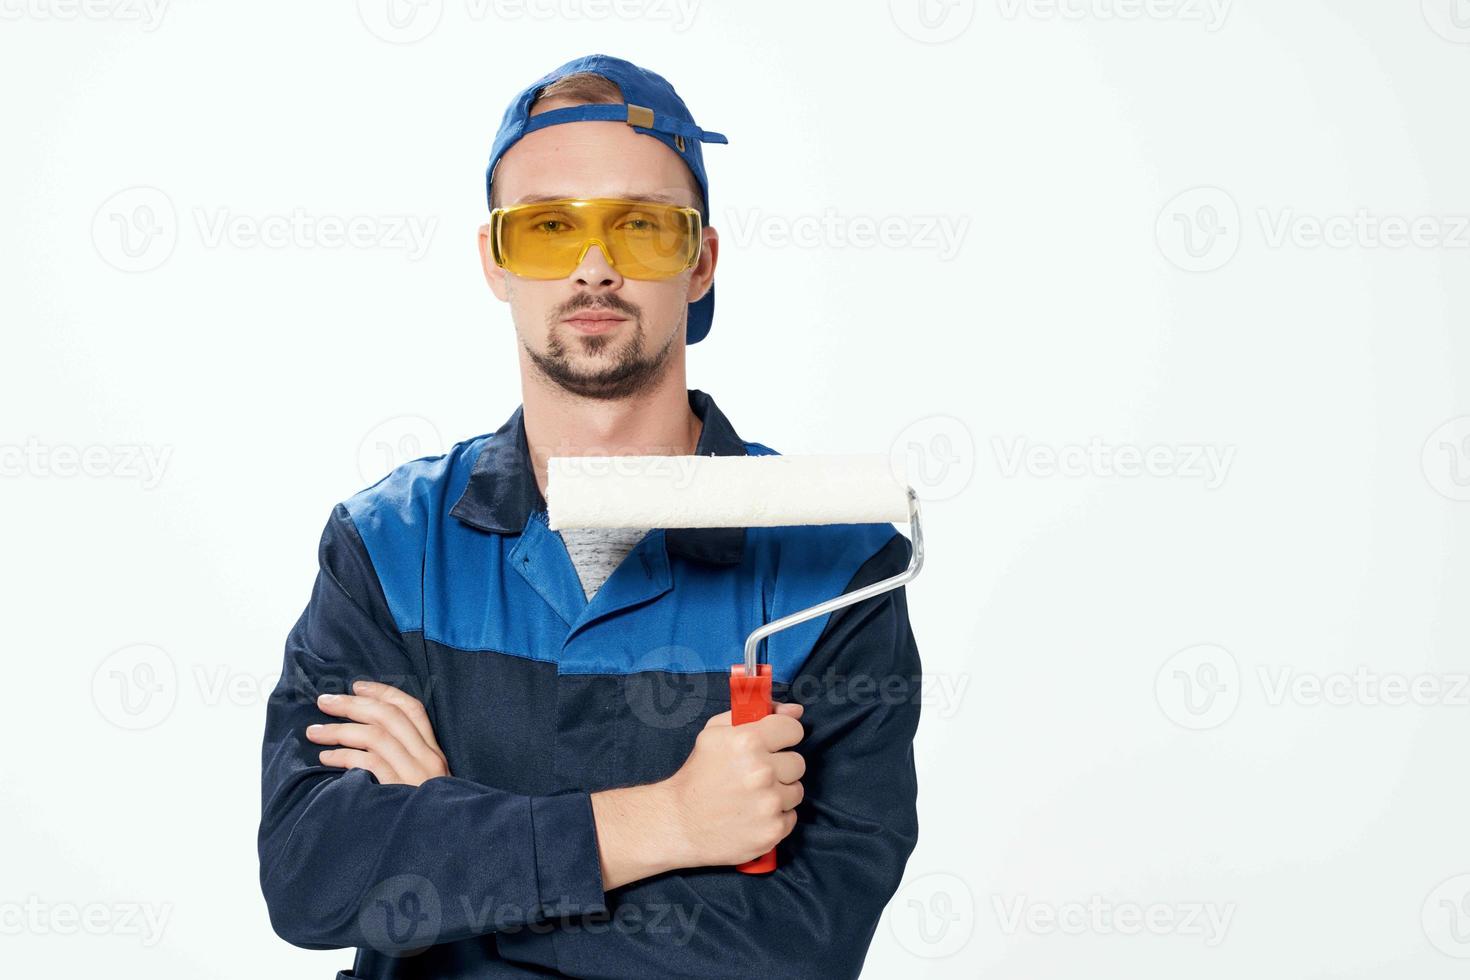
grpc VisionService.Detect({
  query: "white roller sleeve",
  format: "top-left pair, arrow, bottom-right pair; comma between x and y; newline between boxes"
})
545,453 -> 911,529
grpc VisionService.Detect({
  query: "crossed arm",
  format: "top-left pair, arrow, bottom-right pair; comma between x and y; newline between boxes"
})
258,505 -> 920,979
306,679 -> 809,891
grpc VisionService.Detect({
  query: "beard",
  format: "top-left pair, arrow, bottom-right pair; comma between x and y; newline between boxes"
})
524,294 -> 682,401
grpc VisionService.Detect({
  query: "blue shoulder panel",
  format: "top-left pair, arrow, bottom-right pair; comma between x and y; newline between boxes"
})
340,435 -> 488,636
340,432 -> 903,684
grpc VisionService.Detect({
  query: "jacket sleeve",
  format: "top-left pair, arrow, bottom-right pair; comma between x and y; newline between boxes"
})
494,530 -> 922,980
257,503 -> 609,951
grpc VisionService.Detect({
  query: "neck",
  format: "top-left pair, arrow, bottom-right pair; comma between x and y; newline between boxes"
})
520,363 -> 703,500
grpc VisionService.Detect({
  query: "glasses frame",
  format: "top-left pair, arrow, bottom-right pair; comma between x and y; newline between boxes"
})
488,197 -> 704,280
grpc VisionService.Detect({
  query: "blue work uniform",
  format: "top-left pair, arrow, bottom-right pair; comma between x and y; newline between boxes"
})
258,388 -> 922,979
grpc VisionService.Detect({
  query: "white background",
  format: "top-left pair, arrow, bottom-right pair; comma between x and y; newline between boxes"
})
3,0 -> 1469,976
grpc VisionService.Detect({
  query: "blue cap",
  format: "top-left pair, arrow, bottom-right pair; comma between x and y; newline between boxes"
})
485,54 -> 728,346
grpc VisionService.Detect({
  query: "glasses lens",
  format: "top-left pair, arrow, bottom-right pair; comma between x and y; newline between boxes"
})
499,205 -> 590,279
605,204 -> 698,279
499,200 -> 698,280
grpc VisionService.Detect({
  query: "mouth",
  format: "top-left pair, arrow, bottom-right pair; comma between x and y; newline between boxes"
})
562,311 -> 629,335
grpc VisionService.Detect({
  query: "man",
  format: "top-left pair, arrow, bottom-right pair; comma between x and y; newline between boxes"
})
258,54 -> 922,979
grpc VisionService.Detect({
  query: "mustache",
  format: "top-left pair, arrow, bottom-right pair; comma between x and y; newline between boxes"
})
556,294 -> 640,319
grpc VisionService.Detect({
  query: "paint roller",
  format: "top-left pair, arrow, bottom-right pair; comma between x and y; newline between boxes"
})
546,453 -> 924,874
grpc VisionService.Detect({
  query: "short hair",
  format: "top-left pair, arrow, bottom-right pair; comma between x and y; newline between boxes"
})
488,71 -> 705,220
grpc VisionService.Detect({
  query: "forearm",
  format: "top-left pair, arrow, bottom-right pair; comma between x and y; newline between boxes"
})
260,761 -> 608,950
590,781 -> 693,890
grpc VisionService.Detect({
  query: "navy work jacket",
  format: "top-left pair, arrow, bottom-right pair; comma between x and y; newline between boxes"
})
258,388 -> 922,979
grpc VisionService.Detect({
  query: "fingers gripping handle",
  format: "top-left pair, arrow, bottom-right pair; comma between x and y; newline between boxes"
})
728,663 -> 778,874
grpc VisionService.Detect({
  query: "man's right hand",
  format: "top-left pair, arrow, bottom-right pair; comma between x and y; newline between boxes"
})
589,701 -> 806,891
663,701 -> 807,868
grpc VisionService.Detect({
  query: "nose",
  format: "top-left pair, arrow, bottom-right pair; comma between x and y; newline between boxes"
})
572,240 -> 623,290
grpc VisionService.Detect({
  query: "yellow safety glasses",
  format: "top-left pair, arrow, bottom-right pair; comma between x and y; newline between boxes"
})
488,197 -> 703,281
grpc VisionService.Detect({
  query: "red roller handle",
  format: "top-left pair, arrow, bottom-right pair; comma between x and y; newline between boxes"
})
728,663 -> 777,874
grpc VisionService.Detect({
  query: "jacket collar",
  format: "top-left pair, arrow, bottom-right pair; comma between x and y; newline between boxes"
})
449,388 -> 747,566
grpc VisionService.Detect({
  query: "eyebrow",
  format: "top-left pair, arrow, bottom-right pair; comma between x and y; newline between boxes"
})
511,191 -> 688,205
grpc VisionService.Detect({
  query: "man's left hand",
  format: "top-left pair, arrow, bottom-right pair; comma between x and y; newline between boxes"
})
306,680 -> 450,786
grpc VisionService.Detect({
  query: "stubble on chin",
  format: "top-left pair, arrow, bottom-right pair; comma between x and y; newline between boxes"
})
524,316 -> 681,401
